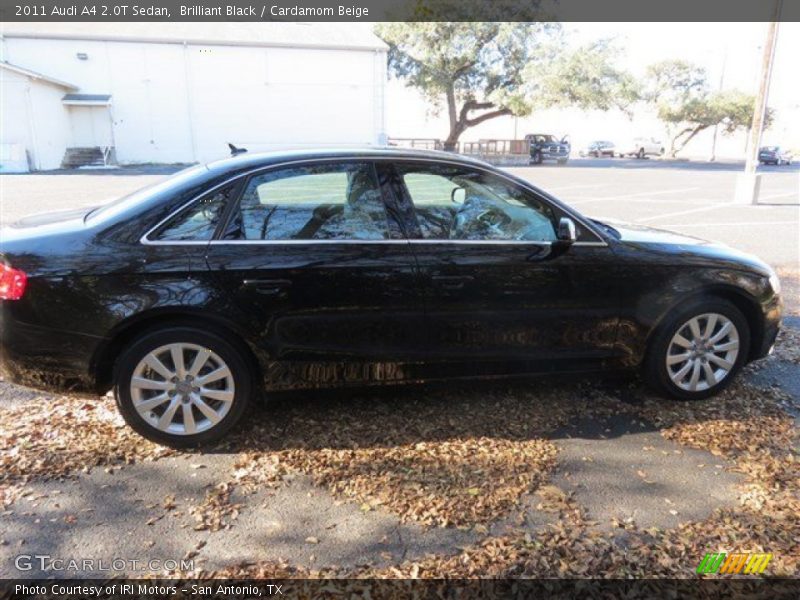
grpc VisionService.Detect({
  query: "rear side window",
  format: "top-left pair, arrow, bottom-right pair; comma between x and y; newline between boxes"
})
232,163 -> 395,241
153,184 -> 236,241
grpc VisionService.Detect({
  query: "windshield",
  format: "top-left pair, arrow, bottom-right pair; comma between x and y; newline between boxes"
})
85,164 -> 207,222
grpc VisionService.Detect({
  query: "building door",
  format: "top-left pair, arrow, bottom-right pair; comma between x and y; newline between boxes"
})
68,105 -> 113,147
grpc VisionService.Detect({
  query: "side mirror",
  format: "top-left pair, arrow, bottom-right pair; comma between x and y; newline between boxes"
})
557,217 -> 577,244
451,187 -> 466,204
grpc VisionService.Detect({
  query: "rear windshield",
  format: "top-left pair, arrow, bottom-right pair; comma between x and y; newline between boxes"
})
85,165 -> 208,223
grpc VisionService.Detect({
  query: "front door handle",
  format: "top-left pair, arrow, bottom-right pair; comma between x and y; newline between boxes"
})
242,278 -> 292,296
526,245 -> 553,262
432,275 -> 474,290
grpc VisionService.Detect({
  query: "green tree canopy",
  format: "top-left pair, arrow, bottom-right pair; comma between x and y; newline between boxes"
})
644,59 -> 708,105
376,23 -> 636,149
644,60 -> 769,156
525,39 -> 641,116
376,22 -> 559,148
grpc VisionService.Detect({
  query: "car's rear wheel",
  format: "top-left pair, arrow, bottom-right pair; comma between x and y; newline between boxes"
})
114,327 -> 252,447
645,299 -> 749,400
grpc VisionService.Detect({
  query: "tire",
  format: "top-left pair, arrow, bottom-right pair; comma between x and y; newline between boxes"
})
637,148 -> 645,159
644,298 -> 750,400
114,326 -> 253,447
532,151 -> 543,165
557,158 -> 568,165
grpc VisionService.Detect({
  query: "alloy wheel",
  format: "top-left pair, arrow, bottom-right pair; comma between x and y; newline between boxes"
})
130,343 -> 235,435
665,313 -> 740,392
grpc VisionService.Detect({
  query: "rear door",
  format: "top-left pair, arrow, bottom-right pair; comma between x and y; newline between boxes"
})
387,161 -> 622,376
203,160 -> 426,390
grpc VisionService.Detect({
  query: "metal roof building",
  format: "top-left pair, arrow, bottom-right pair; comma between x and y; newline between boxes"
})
0,23 -> 388,171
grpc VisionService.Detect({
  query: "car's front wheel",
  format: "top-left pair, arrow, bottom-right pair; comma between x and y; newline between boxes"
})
114,326 -> 253,447
645,299 -> 749,400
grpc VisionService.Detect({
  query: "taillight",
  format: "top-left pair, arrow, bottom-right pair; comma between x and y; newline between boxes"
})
0,263 -> 27,300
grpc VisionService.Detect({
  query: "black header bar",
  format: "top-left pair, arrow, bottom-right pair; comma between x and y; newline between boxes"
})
1,0 -> 798,22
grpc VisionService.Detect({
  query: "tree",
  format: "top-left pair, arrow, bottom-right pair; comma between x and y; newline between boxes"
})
644,60 -> 770,157
376,23 -> 560,149
659,91 -> 770,157
644,59 -> 707,106
525,39 -> 641,117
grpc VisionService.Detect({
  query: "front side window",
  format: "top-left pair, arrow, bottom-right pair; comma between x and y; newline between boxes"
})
154,183 -> 235,241
233,163 -> 392,241
398,165 -> 557,242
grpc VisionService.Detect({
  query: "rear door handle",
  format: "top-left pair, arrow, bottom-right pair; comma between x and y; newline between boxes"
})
431,275 -> 474,290
242,278 -> 292,296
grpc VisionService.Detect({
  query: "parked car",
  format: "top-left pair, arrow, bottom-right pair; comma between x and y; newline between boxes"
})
579,141 -> 616,158
525,134 -> 570,165
619,137 -> 664,159
758,146 -> 793,166
0,149 -> 781,446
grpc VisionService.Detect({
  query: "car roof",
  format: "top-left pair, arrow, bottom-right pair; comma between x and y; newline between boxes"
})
205,146 -> 492,173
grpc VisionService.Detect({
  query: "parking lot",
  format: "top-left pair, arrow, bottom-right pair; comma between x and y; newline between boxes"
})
1,159 -> 798,578
2,158 -> 797,267
509,159 -> 799,268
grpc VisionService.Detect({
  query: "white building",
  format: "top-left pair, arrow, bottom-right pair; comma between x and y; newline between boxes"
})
0,23 -> 388,171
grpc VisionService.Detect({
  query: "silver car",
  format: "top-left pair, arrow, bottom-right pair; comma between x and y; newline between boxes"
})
619,137 -> 664,159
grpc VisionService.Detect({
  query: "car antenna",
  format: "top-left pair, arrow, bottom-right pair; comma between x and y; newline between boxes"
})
228,143 -> 248,156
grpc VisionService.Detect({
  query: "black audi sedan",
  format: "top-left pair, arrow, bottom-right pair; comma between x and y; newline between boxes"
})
0,149 -> 782,446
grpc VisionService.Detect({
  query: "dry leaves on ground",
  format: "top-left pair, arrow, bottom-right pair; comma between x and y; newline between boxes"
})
189,482 -> 242,532
0,395 -> 172,506
774,326 -> 800,363
179,364 -> 800,579
300,438 -> 557,527
222,382 -> 617,528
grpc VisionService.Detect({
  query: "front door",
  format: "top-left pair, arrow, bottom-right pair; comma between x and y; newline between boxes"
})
68,105 -> 113,147
204,160 -> 426,390
386,161 -> 621,377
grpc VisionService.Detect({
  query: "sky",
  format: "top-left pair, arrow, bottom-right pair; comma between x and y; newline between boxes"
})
381,22 -> 800,158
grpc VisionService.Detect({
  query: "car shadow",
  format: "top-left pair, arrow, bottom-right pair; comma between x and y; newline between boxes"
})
190,374 -> 652,457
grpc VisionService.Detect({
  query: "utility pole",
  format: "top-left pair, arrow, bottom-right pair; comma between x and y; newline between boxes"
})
734,1 -> 782,204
